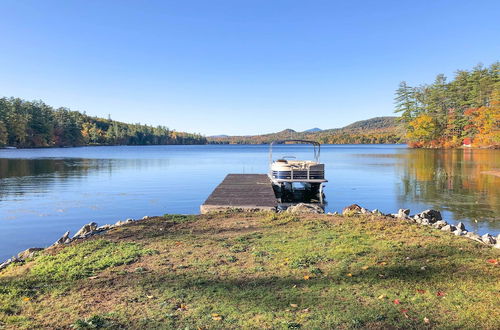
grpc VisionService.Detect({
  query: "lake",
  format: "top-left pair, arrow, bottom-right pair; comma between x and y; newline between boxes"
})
1,144 -> 499,261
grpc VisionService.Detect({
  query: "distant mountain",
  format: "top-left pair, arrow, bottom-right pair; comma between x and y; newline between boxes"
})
303,128 -> 322,133
341,116 -> 397,130
208,116 -> 403,145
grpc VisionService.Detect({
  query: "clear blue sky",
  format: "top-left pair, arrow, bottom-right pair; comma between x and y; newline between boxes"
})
0,0 -> 498,135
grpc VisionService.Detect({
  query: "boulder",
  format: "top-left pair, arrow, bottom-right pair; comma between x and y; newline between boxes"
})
454,230 -> 466,236
396,209 -> 410,219
441,225 -> 456,232
73,222 -> 98,238
53,231 -> 71,245
456,222 -> 466,231
481,234 -> 496,245
0,256 -> 22,271
97,224 -> 113,231
142,216 -> 150,220
465,232 -> 482,242
114,220 -> 127,227
416,209 -> 442,223
360,208 -> 370,214
421,218 -> 430,226
433,220 -> 447,229
17,248 -> 44,260
286,203 -> 324,214
342,204 -> 363,216
371,209 -> 383,215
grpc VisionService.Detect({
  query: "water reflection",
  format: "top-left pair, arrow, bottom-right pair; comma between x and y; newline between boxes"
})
398,149 -> 499,227
0,145 -> 498,261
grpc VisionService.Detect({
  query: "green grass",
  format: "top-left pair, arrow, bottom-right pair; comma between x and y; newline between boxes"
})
0,212 -> 499,329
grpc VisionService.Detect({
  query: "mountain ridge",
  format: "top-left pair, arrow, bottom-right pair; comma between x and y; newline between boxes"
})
208,116 -> 401,144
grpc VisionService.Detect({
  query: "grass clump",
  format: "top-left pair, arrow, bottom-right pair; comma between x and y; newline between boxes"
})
32,240 -> 153,280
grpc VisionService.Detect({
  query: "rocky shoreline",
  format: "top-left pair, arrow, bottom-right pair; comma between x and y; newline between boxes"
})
1,205 -> 498,271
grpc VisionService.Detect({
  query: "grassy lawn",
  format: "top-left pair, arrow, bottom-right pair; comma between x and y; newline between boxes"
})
0,212 -> 499,329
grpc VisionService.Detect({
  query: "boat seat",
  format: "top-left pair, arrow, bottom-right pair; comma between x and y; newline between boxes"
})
276,159 -> 288,163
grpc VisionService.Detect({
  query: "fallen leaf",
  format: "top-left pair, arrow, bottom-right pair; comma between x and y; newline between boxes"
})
88,276 -> 99,280
436,291 -> 446,297
377,294 -> 386,300
301,308 -> 310,313
486,259 -> 498,264
401,309 -> 409,318
378,274 -> 385,278
22,297 -> 30,302
393,299 -> 400,305
416,289 -> 426,294
361,266 -> 369,270
347,273 -> 353,277
146,295 -> 154,299
211,313 -> 223,321
379,261 -> 387,266
290,304 -> 298,308
424,317 -> 430,324
303,275 -> 310,280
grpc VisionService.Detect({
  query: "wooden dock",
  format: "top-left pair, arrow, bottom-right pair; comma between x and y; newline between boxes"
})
200,174 -> 278,214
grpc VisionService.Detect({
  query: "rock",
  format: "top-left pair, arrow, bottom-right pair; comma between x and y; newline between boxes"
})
342,204 -> 363,216
360,208 -> 370,214
433,220 -> 447,229
421,218 -> 430,226
371,209 -> 383,215
17,248 -> 44,260
114,220 -> 127,226
332,211 -> 339,215
73,222 -> 98,238
465,232 -> 482,242
454,230 -> 466,236
481,233 -> 495,245
53,231 -> 71,245
494,242 -> 500,249
456,222 -> 466,231
286,203 -> 324,214
441,225 -> 456,232
396,209 -> 410,219
97,224 -> 113,231
126,218 -> 134,223
0,256 -> 23,270
142,216 -> 150,220
416,209 -> 442,223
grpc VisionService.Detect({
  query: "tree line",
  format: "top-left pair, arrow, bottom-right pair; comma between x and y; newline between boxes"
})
395,62 -> 499,148
0,97 -> 206,147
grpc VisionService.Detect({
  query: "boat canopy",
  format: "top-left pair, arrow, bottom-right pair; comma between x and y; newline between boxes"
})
269,140 -> 321,164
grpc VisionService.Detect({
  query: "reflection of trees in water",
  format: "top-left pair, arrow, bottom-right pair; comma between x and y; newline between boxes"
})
397,149 -> 500,222
0,158 -> 172,198
0,158 -> 107,198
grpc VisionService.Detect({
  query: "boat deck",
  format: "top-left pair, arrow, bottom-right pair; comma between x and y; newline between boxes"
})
200,174 -> 277,214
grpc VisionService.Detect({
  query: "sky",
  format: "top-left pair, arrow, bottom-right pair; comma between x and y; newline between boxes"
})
0,1 -> 499,135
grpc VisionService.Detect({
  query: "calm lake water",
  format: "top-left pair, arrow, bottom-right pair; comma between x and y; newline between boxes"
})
1,144 -> 499,260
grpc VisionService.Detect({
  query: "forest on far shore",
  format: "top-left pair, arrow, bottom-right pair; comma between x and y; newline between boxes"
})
0,98 -> 207,147
395,62 -> 499,148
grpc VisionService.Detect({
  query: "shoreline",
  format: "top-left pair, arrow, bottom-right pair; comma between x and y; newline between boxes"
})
2,205 -> 498,270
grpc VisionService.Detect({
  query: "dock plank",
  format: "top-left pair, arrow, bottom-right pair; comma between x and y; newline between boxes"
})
200,174 -> 277,213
